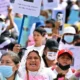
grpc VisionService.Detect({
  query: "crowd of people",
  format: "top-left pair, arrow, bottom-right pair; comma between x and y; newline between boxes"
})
0,0 -> 80,80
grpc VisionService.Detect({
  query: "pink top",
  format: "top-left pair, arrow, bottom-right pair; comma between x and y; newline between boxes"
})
24,75 -> 48,80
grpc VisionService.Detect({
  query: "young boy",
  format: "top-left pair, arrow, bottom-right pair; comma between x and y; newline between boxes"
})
51,49 -> 75,79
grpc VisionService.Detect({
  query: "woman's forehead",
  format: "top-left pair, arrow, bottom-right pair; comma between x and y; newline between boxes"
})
1,55 -> 12,60
27,52 -> 38,57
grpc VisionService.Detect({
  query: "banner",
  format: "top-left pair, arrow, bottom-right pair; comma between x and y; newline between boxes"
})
13,0 -> 42,17
0,0 -> 10,15
43,0 -> 59,10
69,46 -> 80,70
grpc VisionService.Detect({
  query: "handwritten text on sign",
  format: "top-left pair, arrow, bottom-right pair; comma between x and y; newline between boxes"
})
0,0 -> 10,15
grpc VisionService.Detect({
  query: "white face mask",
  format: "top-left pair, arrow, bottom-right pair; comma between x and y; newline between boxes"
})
46,52 -> 56,60
44,28 -> 52,34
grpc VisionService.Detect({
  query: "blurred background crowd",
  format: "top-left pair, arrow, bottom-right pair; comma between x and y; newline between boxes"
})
0,0 -> 80,80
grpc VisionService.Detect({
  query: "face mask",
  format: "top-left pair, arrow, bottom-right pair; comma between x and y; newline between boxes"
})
47,13 -> 52,20
64,35 -> 74,43
0,65 -> 14,78
57,63 -> 70,70
39,16 -> 46,21
44,28 -> 52,34
46,52 -> 56,60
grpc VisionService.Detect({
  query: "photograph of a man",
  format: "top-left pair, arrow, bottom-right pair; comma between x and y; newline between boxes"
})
56,11 -> 63,23
24,0 -> 34,2
48,0 -> 53,2
56,11 -> 63,31
10,0 -> 15,3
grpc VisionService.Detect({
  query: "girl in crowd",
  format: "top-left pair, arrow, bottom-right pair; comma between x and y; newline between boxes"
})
51,49 -> 75,79
0,51 -> 22,80
23,50 -> 54,80
26,28 -> 46,56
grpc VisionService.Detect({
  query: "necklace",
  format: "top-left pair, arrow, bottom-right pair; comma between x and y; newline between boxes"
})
29,71 -> 39,80
29,68 -> 43,80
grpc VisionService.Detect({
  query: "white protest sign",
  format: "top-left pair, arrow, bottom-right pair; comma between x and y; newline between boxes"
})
52,8 -> 66,35
13,0 -> 42,17
43,0 -> 60,10
0,0 -> 10,15
67,46 -> 80,70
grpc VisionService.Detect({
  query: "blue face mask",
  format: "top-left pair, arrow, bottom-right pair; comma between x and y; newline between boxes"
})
39,16 -> 46,21
0,65 -> 14,78
64,35 -> 74,43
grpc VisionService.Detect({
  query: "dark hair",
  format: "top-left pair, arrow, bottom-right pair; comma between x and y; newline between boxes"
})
27,50 -> 41,60
0,51 -> 20,65
56,11 -> 63,19
45,19 -> 55,28
54,73 -> 66,80
44,39 -> 58,51
33,28 -> 46,37
4,41 -> 17,50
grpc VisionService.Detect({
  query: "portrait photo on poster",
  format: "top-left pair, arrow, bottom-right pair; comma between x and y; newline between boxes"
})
56,11 -> 63,30
24,0 -> 34,2
48,0 -> 53,2
56,11 -> 63,23
52,9 -> 66,35
10,0 -> 15,3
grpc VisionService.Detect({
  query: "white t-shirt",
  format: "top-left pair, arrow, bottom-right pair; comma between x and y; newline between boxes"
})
59,40 -> 74,50
71,4 -> 79,10
58,2 -> 68,9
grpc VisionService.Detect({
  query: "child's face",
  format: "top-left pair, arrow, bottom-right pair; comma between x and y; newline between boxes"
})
33,31 -> 44,45
57,54 -> 72,66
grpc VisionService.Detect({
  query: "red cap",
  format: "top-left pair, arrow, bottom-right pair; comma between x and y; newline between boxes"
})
57,49 -> 73,59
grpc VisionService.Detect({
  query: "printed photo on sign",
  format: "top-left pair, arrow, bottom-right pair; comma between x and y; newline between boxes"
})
13,0 -> 42,17
52,9 -> 66,35
24,0 -> 34,2
10,0 -> 15,3
43,0 -> 59,10
48,0 -> 53,2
